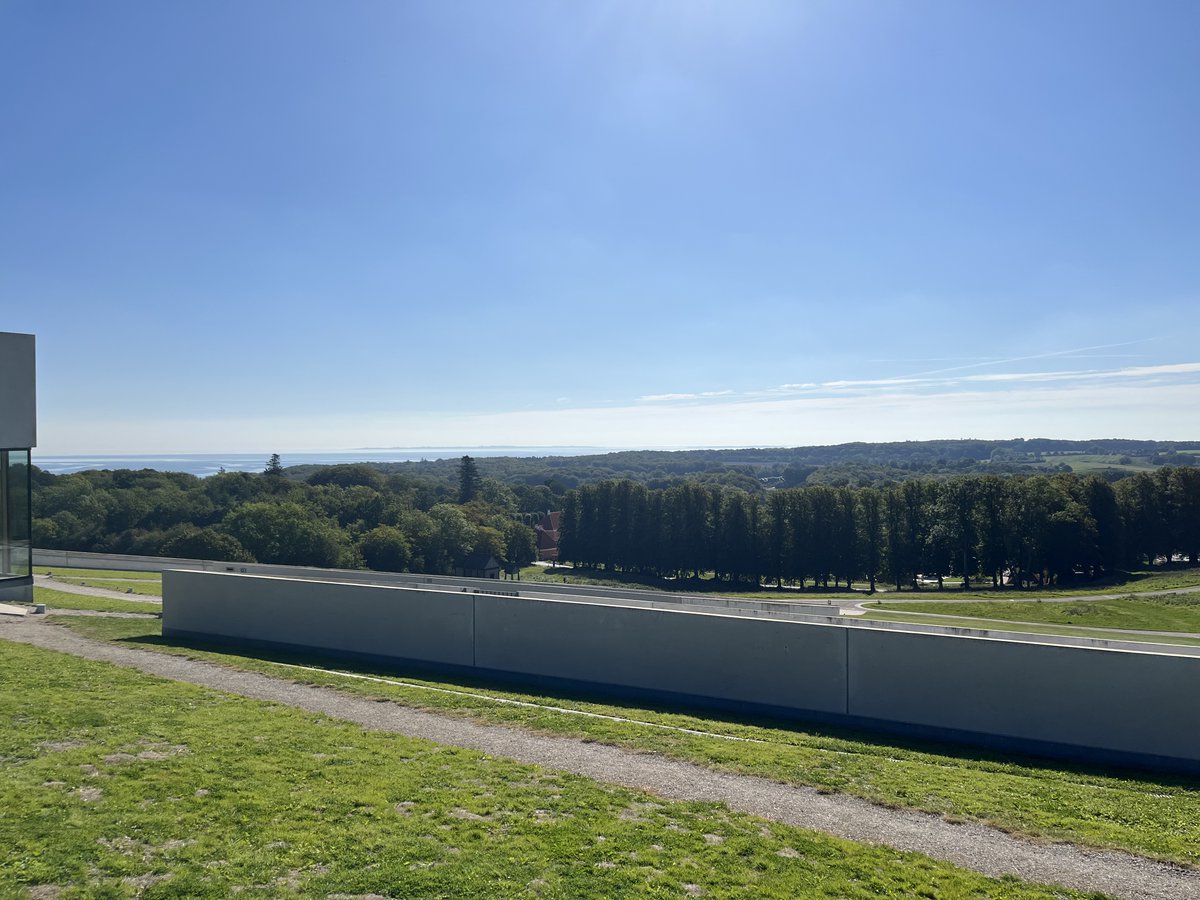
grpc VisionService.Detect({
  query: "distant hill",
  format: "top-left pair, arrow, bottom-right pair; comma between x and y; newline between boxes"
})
284,438 -> 1200,492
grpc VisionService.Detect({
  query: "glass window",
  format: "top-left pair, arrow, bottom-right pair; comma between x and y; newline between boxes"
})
0,450 -> 32,581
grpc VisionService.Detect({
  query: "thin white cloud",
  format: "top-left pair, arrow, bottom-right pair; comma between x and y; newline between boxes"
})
637,389 -> 735,402
741,359 -> 1200,401
962,361 -> 1200,384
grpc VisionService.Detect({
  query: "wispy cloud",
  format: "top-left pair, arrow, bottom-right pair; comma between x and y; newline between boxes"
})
684,360 -> 1200,405
901,339 -> 1159,379
637,389 -> 735,402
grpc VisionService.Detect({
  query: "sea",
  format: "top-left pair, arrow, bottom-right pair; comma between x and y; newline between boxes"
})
34,448 -> 613,477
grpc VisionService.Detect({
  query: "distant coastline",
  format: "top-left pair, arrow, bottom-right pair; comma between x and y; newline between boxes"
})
33,448 -> 611,477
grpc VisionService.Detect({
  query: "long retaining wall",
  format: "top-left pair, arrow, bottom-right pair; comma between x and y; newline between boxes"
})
33,548 -> 846,619
58,547 -> 1194,653
162,569 -> 1200,774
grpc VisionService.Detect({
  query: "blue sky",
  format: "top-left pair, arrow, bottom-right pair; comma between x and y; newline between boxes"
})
3,1 -> 1198,454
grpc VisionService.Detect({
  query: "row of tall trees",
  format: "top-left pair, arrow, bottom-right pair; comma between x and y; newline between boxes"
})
558,469 -> 1200,590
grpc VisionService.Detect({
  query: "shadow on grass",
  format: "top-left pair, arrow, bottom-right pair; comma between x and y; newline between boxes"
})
527,566 -> 866,596
527,563 -> 1200,599
116,629 -> 1200,791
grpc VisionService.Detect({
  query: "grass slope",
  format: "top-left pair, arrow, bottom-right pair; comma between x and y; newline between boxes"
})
35,566 -> 162,581
872,594 -> 1200,633
53,616 -> 1200,867
858,612 -> 1200,649
47,577 -> 164,596
0,640 -> 1089,899
32,587 -> 161,616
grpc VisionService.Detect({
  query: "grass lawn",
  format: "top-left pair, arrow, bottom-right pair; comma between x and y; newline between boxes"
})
35,566 -> 163,581
1055,454 -> 1158,475
858,612 -> 1200,648
52,615 -> 1200,867
47,577 -> 164,597
870,593 -> 1200,634
31,586 -> 161,616
0,640 -> 1092,899
856,567 -> 1200,602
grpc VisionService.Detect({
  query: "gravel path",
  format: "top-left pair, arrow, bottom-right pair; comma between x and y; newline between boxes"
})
2,615 -> 1196,900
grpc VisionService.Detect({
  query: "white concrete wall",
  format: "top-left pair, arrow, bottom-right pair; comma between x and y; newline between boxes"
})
848,628 -> 1200,762
162,568 -> 1200,771
474,594 -> 848,713
0,332 -> 36,449
163,571 -> 475,667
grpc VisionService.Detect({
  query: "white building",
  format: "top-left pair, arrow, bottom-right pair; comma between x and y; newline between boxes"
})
0,332 -> 35,602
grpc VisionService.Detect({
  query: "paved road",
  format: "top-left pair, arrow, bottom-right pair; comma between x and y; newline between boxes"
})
1,614 -> 1196,900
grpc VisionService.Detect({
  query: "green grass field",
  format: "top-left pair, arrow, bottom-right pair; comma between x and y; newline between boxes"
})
1054,453 -> 1158,475
0,640 -> 1092,899
35,566 -> 163,581
47,576 -> 164,596
32,586 -> 161,616
51,615 -> 1200,866
871,593 -> 1200,634
853,566 -> 1200,601
859,611 -> 1200,648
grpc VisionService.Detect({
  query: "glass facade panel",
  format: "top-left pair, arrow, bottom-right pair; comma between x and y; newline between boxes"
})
0,449 -> 32,581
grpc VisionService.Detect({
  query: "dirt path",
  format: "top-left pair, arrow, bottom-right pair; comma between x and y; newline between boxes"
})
1,615 -> 1196,900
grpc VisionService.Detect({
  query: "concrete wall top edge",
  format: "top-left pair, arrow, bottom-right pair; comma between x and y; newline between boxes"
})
166,569 -> 1199,658
165,569 -> 854,629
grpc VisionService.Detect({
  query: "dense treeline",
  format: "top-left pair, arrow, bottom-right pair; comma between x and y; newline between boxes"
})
31,460 -> 539,574
558,469 -> 1200,590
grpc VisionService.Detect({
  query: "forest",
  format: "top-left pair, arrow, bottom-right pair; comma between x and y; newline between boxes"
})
28,447 -> 1200,590
557,469 -> 1200,591
31,458 -> 541,575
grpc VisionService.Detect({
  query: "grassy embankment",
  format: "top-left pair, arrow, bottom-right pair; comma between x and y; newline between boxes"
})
0,640 -> 1092,899
857,611 -> 1200,649
34,566 -> 162,580
50,614 -> 1200,867
862,569 -> 1200,640
28,587 -> 161,616
44,577 -> 164,597
869,593 -> 1200,635
35,566 -> 164,598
